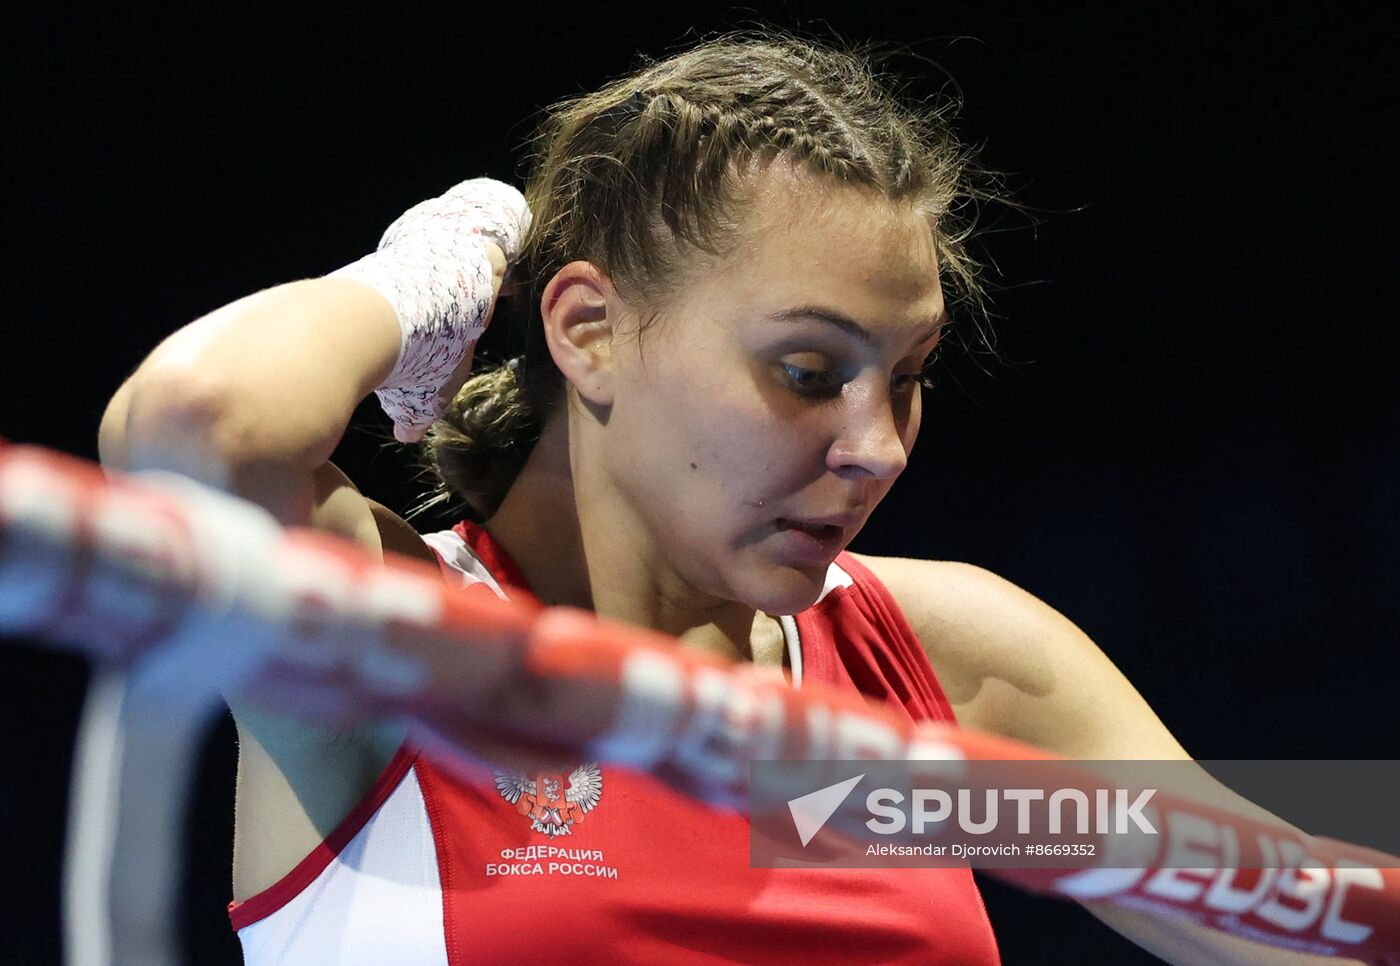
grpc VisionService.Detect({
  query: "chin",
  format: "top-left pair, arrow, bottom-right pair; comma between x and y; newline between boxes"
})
734,562 -> 830,616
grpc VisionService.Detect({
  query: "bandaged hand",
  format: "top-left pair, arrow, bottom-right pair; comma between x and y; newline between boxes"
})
330,178 -> 532,442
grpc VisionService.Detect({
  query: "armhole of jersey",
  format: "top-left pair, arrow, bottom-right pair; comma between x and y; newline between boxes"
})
422,528 -> 507,595
831,552 -> 960,726
226,740 -> 420,932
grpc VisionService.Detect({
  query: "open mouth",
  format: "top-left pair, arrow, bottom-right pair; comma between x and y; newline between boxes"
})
778,520 -> 842,538
771,518 -> 852,563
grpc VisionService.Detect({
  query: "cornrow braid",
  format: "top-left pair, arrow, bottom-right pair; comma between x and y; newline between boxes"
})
418,30 -> 1004,521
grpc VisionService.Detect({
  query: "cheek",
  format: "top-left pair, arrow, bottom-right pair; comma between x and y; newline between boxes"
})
690,406 -> 795,492
613,346 -> 829,511
659,391 -> 821,508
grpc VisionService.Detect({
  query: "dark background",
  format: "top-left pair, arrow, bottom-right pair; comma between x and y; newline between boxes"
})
3,2 -> 1396,962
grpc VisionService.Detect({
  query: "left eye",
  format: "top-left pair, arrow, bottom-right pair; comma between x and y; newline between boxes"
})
781,364 -> 844,395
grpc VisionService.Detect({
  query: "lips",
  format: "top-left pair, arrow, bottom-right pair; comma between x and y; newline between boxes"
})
778,519 -> 843,538
777,513 -> 862,533
772,514 -> 861,563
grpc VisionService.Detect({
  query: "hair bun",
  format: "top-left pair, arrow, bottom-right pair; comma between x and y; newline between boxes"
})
416,361 -> 541,521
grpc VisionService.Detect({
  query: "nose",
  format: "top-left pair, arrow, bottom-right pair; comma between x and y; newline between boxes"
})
825,388 -> 910,481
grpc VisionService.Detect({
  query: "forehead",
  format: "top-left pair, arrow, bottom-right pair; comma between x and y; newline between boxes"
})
706,161 -> 946,330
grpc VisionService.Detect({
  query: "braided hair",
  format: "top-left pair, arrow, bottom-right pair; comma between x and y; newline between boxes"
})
419,30 -> 1001,521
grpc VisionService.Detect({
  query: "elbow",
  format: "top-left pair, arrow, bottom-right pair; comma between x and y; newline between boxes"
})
97,380 -> 134,469
98,366 -> 326,523
99,367 -> 247,485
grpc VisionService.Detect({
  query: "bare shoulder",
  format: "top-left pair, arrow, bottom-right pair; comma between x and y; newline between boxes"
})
849,554 -> 1064,695
849,553 -> 1189,760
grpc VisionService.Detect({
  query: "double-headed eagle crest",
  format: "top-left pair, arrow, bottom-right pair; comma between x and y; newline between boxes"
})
494,763 -> 604,838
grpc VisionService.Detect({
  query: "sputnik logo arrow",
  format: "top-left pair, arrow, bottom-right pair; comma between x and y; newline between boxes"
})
787,774 -> 864,846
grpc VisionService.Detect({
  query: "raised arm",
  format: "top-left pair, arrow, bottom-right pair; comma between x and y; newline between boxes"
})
100,276 -> 406,518
95,178 -> 524,902
98,174 -> 531,518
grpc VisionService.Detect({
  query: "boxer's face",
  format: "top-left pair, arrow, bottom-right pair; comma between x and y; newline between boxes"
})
599,161 -> 946,614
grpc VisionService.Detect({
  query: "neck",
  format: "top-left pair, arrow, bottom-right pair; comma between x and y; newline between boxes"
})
486,415 -> 782,666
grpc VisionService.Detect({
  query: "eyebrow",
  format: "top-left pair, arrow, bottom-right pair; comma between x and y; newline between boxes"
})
763,304 -> 946,349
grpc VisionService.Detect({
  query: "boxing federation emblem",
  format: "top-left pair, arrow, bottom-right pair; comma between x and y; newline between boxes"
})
495,763 -> 604,838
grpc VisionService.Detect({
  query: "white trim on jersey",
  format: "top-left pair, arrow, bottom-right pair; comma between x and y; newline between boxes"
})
777,615 -> 802,687
780,561 -> 852,688
815,561 -> 854,604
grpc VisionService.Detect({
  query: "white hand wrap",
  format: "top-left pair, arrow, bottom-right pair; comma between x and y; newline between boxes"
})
330,178 -> 532,441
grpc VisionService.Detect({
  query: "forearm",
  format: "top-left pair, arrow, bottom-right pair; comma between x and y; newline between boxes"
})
1085,766 -> 1369,963
99,177 -> 520,521
1084,902 -> 1365,965
98,277 -> 402,522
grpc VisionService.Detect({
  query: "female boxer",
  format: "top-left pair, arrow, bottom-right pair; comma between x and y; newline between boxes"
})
99,31 -> 1349,966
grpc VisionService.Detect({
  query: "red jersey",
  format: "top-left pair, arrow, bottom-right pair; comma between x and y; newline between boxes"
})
229,521 -> 1000,964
